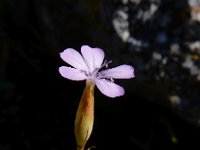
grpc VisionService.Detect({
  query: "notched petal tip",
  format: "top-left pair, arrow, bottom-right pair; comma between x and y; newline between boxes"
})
59,48 -> 75,59
81,45 -> 91,50
109,88 -> 124,98
126,65 -> 135,78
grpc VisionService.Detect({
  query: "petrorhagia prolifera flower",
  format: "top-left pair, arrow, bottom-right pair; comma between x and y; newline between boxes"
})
59,45 -> 135,150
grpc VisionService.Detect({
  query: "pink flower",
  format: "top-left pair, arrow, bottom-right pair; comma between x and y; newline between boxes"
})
59,45 -> 135,98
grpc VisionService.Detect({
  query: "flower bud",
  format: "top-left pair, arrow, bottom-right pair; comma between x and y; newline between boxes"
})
75,80 -> 95,150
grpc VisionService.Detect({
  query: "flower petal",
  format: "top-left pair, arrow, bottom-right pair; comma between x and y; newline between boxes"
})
100,65 -> 135,79
95,79 -> 124,98
60,48 -> 88,71
81,45 -> 105,72
59,66 -> 88,81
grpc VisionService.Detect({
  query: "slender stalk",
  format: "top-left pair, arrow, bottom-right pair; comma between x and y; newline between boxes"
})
75,80 -> 95,150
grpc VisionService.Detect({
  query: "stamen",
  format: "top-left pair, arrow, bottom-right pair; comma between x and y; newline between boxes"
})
110,78 -> 114,82
91,60 -> 112,79
100,60 -> 112,70
96,73 -> 114,83
105,61 -> 112,68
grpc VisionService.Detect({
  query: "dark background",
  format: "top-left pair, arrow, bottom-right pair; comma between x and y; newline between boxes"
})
1,0 -> 200,150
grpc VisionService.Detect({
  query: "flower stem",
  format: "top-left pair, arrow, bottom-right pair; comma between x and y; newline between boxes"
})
75,80 -> 95,150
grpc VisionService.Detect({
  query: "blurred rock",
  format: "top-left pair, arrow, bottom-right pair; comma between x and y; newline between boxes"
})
108,0 -> 200,127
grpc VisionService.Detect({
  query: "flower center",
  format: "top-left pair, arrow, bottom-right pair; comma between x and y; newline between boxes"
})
88,60 -> 112,82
